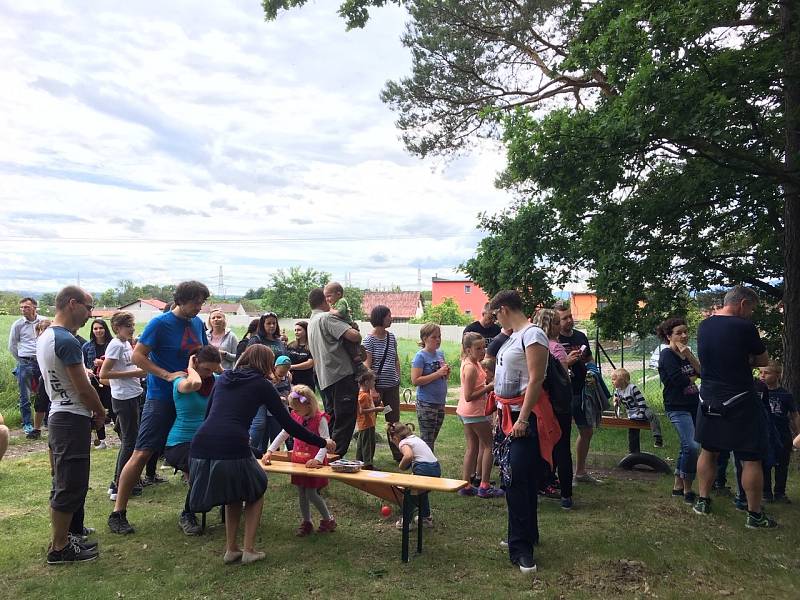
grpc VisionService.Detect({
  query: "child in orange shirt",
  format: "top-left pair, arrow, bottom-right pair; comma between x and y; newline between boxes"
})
356,370 -> 383,469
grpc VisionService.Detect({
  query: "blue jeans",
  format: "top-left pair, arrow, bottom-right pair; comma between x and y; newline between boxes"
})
667,410 -> 700,482
505,433 -> 541,563
249,406 -> 283,453
15,359 -> 36,429
411,461 -> 441,518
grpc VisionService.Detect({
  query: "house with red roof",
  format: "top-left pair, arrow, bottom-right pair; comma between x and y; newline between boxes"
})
361,291 -> 423,322
200,302 -> 247,316
118,298 -> 168,312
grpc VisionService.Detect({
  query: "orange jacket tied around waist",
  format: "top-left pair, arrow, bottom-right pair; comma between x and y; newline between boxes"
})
492,388 -> 561,469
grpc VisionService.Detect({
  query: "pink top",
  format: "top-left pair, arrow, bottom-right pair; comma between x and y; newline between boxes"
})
457,360 -> 488,418
549,339 -> 568,362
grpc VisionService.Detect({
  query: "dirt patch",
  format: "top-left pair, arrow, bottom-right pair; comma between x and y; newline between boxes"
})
3,428 -> 120,460
587,464 -> 667,483
559,558 -> 652,596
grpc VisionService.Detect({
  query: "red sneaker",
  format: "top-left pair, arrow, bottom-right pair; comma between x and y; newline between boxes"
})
295,521 -> 313,537
318,518 -> 337,533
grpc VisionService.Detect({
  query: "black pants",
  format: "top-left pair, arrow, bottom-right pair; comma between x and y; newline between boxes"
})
553,411 -> 573,499
322,376 -> 359,457
506,433 -> 542,563
764,440 -> 793,497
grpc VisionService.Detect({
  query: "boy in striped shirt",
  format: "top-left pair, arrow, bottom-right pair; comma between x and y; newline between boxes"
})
611,368 -> 663,448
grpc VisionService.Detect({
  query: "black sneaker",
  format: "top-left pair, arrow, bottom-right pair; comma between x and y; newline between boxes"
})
141,474 -> 167,486
108,511 -> 135,534
68,533 -> 98,551
179,512 -> 202,536
693,496 -> 712,515
746,511 -> 778,529
683,491 -> 697,504
653,436 -> 663,448
131,484 -> 143,497
47,539 -> 99,564
513,555 -> 537,574
772,494 -> 791,504
26,429 -> 42,440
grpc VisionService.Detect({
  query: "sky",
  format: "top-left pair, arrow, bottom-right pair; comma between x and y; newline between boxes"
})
0,0 -> 516,298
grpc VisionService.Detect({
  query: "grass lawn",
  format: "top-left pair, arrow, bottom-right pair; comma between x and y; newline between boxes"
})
1,404 -> 799,600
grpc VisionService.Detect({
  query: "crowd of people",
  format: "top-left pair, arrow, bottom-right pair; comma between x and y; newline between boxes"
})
3,282 -> 799,574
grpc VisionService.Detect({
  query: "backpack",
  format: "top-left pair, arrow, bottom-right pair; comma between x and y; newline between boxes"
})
235,336 -> 250,359
543,353 -> 572,415
515,325 -> 572,415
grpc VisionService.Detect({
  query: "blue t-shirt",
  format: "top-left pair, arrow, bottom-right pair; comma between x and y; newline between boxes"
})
166,375 -> 214,447
412,349 -> 447,405
139,311 -> 208,402
698,315 -> 766,395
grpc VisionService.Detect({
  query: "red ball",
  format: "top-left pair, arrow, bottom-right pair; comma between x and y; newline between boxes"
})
380,505 -> 392,517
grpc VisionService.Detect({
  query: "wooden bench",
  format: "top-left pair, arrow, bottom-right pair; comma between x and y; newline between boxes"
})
262,461 -> 468,562
601,415 -> 671,473
398,402 -> 670,474
399,402 -> 457,415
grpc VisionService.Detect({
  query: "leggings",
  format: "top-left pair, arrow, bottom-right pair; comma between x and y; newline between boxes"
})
552,411 -> 574,499
298,487 -> 331,522
111,396 -> 140,484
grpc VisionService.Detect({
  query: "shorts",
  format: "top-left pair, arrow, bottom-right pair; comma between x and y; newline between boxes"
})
48,411 -> 91,513
571,393 -> 591,430
134,398 -> 176,452
164,442 -> 191,473
459,415 -> 490,425
701,445 -> 763,462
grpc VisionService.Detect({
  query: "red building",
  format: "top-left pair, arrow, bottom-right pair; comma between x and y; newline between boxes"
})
431,277 -> 490,317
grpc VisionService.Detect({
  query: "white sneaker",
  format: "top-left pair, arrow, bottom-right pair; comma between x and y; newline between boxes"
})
94,441 -> 107,450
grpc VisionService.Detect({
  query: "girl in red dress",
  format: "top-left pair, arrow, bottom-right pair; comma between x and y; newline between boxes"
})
264,384 -> 336,536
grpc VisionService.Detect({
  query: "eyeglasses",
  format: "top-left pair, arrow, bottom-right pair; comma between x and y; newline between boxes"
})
75,299 -> 94,312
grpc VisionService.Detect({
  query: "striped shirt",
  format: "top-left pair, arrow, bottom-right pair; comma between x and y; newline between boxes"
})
363,332 -> 400,388
614,383 -> 649,419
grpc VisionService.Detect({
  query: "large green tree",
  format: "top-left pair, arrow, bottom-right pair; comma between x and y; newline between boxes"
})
265,0 -> 800,393
262,267 -> 364,319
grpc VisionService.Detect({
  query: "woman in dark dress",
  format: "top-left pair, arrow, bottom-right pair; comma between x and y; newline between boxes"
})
189,345 -> 335,565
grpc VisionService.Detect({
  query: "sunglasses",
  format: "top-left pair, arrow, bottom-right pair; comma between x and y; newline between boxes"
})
76,299 -> 94,312
262,312 -> 278,319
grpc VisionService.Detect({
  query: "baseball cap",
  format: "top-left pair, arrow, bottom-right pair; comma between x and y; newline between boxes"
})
275,355 -> 291,366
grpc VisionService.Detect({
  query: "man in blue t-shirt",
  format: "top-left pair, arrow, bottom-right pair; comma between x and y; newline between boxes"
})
109,281 -> 210,535
693,286 -> 772,528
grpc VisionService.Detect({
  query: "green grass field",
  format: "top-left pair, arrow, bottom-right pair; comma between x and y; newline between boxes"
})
2,315 -> 799,598
1,406 -> 798,599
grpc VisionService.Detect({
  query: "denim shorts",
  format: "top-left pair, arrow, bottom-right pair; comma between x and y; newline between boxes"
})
459,415 -> 490,425
134,398 -> 176,452
571,393 -> 591,429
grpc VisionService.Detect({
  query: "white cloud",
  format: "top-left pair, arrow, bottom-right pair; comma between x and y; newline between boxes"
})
0,0 -> 513,296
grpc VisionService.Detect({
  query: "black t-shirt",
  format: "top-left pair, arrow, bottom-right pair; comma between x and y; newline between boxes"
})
287,342 -> 315,388
765,386 -> 797,442
558,330 -> 590,394
486,332 -> 510,359
464,320 -> 502,346
698,315 -> 766,395
658,347 -> 700,412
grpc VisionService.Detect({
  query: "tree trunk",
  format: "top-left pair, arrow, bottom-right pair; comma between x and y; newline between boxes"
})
781,0 -> 800,398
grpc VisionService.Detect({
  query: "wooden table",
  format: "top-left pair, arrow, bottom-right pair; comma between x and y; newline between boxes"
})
262,461 -> 468,562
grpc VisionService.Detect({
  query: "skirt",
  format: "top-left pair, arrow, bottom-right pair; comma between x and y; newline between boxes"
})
188,456 -> 268,513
